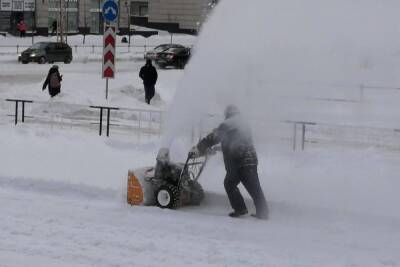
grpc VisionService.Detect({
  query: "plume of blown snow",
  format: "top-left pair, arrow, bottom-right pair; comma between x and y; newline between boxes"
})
162,0 -> 400,152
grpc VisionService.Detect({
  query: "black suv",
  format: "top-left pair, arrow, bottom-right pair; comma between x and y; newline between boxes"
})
19,42 -> 73,64
154,47 -> 191,69
144,44 -> 185,61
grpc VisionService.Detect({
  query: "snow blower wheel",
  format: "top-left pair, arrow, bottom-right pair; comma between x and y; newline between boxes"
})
155,184 -> 180,209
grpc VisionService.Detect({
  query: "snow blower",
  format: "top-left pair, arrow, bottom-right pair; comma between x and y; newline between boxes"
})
127,147 -> 217,209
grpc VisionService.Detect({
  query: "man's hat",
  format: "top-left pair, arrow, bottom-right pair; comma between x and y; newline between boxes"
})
224,105 -> 240,119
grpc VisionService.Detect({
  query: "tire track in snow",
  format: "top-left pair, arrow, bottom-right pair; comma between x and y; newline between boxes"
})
0,175 -> 119,201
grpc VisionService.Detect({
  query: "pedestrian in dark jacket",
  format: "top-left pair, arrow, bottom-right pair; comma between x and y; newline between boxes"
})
139,59 -> 158,104
51,20 -> 57,35
194,105 -> 268,219
42,65 -> 62,97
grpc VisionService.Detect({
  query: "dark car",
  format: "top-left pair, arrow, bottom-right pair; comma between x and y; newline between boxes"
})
144,43 -> 185,61
154,47 -> 191,69
18,42 -> 72,64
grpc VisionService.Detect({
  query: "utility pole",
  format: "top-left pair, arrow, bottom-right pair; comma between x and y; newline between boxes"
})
59,0 -> 65,42
66,0 -> 68,43
58,0 -> 61,42
32,0 -> 37,44
66,0 -> 70,43
126,1 -> 130,47
83,0 -> 87,44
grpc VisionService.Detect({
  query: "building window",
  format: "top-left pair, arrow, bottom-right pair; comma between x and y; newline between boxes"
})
90,12 -> 100,33
22,12 -> 34,31
89,0 -> 102,33
90,0 -> 101,10
130,1 -> 148,17
48,0 -> 78,32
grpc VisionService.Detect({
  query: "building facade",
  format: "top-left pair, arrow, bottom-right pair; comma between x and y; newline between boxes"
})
0,0 -> 215,35
0,0 -> 35,34
131,0 -> 213,34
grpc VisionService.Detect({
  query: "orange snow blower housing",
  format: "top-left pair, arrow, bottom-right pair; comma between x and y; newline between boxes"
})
127,171 -> 144,205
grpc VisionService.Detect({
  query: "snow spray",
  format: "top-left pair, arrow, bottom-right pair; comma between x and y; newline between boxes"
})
162,0 -> 400,153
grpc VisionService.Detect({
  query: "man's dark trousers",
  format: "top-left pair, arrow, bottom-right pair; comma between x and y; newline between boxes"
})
144,84 -> 155,104
224,165 -> 268,217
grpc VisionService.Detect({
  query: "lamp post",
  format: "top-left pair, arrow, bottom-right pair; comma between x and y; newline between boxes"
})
125,1 -> 131,46
82,0 -> 86,43
32,0 -> 36,44
65,0 -> 68,43
58,0 -> 62,42
98,0 -> 100,33
59,0 -> 65,42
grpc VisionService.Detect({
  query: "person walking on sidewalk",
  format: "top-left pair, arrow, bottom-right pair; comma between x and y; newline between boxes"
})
42,65 -> 63,97
139,59 -> 158,104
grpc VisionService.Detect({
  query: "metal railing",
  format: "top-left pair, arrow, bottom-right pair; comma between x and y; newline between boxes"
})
285,120 -> 400,152
2,98 -> 400,151
0,44 -> 157,55
1,98 -> 164,138
286,120 -> 317,151
187,112 -> 400,152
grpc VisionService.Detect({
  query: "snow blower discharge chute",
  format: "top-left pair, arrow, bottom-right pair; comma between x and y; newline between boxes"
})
127,147 -> 217,209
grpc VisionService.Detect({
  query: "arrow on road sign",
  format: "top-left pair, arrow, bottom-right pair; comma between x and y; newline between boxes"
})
105,34 -> 115,48
103,66 -> 114,78
104,6 -> 117,15
102,0 -> 119,22
104,50 -> 115,64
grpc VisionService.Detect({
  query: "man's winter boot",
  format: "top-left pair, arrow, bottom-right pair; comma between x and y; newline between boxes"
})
228,210 -> 248,218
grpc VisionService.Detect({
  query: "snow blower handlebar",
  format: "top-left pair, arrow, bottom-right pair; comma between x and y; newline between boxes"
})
178,146 -> 220,187
188,145 -> 220,158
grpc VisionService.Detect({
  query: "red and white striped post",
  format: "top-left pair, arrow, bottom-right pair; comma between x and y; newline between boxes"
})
102,25 -> 116,99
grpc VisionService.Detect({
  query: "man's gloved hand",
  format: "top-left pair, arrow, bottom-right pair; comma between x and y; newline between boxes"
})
189,146 -> 200,157
208,145 -> 221,155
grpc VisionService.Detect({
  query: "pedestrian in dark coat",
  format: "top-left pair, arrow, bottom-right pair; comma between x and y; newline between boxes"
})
195,105 -> 268,219
139,59 -> 158,104
51,20 -> 57,35
42,65 -> 62,97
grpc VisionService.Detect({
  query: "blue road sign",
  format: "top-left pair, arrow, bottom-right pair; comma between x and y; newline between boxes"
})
102,0 -> 118,22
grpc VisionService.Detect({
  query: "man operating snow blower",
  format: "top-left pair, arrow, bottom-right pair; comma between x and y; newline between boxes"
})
192,105 -> 269,219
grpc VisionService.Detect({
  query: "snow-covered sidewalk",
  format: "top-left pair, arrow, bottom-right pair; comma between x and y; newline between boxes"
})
1,126 -> 400,267
1,173 -> 399,267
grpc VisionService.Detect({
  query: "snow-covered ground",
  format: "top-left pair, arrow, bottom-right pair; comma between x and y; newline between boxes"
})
1,1 -> 400,266
1,125 -> 400,267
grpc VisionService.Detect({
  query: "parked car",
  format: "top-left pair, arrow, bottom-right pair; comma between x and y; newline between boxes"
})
144,43 -> 185,61
154,47 -> 191,69
18,42 -> 72,64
